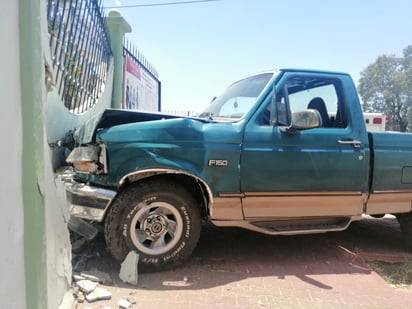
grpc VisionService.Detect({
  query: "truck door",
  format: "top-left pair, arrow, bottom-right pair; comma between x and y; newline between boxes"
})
240,72 -> 370,219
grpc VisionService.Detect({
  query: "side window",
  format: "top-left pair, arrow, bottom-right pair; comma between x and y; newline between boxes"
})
281,76 -> 347,128
256,75 -> 348,128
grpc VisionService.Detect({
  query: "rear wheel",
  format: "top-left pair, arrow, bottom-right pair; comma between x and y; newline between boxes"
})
396,212 -> 412,250
104,179 -> 201,272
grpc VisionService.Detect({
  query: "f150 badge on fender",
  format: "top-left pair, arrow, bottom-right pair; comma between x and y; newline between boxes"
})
208,159 -> 228,166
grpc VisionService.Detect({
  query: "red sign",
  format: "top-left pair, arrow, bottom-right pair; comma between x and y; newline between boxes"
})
125,56 -> 141,79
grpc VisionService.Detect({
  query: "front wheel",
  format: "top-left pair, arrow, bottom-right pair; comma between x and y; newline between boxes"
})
104,179 -> 201,272
396,211 -> 412,250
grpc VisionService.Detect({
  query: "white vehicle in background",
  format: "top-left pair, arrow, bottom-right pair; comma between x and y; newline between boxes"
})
364,112 -> 388,132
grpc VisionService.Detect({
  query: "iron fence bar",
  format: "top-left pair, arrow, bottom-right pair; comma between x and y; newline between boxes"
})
86,0 -> 110,112
70,0 -> 91,112
89,7 -> 105,108
61,0 -> 81,110
56,0 -> 75,91
79,1 -> 100,112
49,0 -> 63,64
91,1 -> 105,105
73,0 -> 93,112
74,0 -> 95,112
47,0 -> 112,114
48,0 -> 60,40
92,28 -> 106,105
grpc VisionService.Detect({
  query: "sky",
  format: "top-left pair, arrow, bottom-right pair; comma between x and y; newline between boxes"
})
103,0 -> 412,113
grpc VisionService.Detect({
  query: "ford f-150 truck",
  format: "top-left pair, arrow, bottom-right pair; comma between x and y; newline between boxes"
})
65,69 -> 412,272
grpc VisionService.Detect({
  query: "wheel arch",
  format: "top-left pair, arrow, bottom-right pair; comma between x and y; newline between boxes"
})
115,168 -> 213,218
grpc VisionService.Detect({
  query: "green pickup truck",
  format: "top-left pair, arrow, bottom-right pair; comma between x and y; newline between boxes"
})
66,69 -> 412,272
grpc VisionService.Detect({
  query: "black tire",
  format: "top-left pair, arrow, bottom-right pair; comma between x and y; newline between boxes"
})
396,211 -> 412,250
104,179 -> 201,272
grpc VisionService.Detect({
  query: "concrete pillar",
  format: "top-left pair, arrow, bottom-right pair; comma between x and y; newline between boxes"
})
1,1 -> 26,309
19,0 -> 48,307
106,11 -> 132,109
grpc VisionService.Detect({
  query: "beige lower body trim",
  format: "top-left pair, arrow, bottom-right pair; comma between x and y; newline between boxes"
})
366,191 -> 412,215
210,197 -> 243,220
242,192 -> 365,219
210,192 -> 366,221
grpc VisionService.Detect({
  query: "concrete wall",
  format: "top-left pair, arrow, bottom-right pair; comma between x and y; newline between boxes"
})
40,0 -> 114,307
41,1 -> 114,307
1,1 -> 126,307
1,1 -> 115,308
0,1 -> 26,308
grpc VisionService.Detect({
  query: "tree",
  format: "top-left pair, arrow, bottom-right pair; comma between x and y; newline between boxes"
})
358,45 -> 412,132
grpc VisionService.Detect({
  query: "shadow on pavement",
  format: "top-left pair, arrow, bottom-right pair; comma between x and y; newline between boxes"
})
74,216 -> 411,292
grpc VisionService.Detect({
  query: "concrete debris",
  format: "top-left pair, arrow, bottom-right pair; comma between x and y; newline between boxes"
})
77,293 -> 85,303
85,287 -> 112,303
76,279 -> 99,294
80,268 -> 112,284
73,274 -> 85,282
118,298 -> 133,308
119,251 -> 139,285
72,286 -> 85,303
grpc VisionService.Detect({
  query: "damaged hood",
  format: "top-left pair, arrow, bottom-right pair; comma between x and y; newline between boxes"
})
75,109 -> 206,144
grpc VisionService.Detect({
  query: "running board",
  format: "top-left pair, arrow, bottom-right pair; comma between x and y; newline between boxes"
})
211,217 -> 353,236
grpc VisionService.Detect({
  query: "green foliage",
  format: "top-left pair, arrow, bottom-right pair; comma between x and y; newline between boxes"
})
368,261 -> 412,287
358,45 -> 412,132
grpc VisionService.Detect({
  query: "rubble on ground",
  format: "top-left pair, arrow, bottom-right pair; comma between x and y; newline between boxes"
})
119,251 -> 139,285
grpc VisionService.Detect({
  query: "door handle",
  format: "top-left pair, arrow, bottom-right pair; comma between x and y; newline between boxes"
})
338,140 -> 361,148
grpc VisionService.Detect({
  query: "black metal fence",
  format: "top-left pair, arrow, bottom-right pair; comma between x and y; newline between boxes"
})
47,0 -> 112,114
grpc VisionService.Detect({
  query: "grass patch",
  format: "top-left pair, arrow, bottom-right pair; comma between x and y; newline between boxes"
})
368,260 -> 412,288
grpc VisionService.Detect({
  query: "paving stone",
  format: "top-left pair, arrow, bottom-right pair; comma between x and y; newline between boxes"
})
72,220 -> 412,309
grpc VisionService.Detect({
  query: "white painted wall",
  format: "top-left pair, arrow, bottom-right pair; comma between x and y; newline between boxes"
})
37,3 -> 74,305
0,1 -> 26,308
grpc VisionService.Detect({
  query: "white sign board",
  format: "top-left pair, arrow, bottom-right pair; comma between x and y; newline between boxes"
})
123,55 -> 159,111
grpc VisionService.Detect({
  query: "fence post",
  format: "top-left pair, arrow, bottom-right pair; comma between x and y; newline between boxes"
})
105,10 -> 131,109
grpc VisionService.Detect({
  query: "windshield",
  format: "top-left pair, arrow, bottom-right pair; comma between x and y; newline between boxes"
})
199,73 -> 273,121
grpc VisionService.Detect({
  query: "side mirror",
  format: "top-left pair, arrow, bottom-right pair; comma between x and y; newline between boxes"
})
291,109 -> 322,130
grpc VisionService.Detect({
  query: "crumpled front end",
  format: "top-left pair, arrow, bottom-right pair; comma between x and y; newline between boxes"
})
64,109 -> 201,222
61,166 -> 116,241
65,175 -> 116,222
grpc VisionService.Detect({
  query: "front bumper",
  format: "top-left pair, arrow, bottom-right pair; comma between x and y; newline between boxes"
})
64,173 -> 116,222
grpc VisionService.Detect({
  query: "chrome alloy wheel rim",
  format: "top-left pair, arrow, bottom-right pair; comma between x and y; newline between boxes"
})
129,202 -> 184,255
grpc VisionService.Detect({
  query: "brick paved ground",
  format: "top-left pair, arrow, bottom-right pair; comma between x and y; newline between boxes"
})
73,216 -> 412,309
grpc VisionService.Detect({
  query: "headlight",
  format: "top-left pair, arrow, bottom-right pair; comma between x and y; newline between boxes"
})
66,145 -> 106,174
